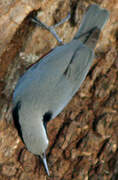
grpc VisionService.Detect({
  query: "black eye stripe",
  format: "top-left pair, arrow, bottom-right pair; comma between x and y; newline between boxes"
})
43,111 -> 52,131
12,101 -> 24,142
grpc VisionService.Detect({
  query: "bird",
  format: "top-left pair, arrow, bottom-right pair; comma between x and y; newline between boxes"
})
12,4 -> 109,176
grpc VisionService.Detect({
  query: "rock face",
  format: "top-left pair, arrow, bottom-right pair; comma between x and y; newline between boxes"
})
0,0 -> 118,179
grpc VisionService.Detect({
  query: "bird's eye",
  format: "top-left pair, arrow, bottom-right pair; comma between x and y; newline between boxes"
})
43,111 -> 52,131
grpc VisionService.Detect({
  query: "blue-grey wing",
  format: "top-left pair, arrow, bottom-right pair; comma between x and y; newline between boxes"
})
48,44 -> 94,118
63,45 -> 94,87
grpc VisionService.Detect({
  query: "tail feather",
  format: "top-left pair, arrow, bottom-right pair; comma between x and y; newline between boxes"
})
74,4 -> 109,47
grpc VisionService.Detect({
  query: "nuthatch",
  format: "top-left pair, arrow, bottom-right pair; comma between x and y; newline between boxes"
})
12,4 -> 109,176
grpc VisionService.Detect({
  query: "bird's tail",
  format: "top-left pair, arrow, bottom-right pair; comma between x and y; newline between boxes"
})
74,4 -> 109,48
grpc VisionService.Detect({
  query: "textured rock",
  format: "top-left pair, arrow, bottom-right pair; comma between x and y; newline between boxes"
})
0,0 -> 118,179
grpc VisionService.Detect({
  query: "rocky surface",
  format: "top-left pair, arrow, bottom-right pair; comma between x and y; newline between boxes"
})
0,0 -> 118,179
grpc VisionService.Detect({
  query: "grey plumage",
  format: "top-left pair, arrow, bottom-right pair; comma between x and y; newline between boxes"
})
75,4 -> 109,46
12,4 -> 109,175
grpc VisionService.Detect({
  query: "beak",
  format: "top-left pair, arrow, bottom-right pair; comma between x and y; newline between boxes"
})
40,152 -> 50,176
